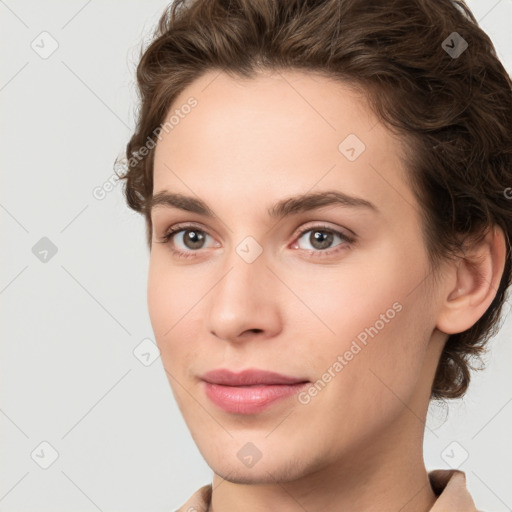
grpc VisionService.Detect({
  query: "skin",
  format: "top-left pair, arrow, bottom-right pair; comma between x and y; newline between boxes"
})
147,69 -> 507,512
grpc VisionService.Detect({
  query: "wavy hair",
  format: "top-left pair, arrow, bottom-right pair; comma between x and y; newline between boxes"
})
118,0 -> 512,401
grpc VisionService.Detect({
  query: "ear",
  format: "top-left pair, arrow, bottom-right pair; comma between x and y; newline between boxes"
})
436,225 -> 508,335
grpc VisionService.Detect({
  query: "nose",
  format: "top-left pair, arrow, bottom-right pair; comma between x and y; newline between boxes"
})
205,250 -> 283,344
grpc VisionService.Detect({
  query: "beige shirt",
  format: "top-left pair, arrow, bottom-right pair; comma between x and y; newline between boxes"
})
176,469 -> 481,511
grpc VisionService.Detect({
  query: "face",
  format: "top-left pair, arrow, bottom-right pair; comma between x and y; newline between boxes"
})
148,69 -> 447,484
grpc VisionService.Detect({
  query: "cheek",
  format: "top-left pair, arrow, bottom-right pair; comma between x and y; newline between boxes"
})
147,258 -> 194,371
294,243 -> 432,396
292,279 -> 432,450
147,261 -> 169,339
147,255 -> 216,385
147,256 -> 196,339
147,260 -> 201,416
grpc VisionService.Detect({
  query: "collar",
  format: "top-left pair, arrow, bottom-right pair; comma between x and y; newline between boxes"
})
429,469 -> 479,511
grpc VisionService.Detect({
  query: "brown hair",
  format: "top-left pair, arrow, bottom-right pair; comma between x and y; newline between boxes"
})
118,0 -> 512,401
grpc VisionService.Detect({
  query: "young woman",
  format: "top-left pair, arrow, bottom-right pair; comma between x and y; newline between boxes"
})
119,0 -> 512,510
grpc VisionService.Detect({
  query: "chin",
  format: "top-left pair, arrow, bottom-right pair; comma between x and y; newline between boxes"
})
204,447 -> 316,485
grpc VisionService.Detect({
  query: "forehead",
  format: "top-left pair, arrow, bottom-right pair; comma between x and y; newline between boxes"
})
152,69 -> 416,218
157,69 -> 376,156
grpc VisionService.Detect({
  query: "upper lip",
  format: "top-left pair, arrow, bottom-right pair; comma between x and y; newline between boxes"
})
201,368 -> 309,386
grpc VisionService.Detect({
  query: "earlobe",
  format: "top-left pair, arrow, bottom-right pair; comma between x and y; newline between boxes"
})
436,225 -> 507,335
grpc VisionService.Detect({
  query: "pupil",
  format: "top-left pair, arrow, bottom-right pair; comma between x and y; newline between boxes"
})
185,230 -> 204,249
312,230 -> 332,250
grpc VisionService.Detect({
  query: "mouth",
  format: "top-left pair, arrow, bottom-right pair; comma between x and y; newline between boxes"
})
200,368 -> 310,414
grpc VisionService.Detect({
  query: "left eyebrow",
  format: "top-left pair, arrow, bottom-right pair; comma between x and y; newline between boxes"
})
267,190 -> 379,218
149,190 -> 380,218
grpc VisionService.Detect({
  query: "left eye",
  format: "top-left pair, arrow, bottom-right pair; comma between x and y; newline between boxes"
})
294,227 -> 351,252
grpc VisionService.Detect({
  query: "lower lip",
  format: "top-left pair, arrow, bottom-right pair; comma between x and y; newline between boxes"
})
203,381 -> 310,414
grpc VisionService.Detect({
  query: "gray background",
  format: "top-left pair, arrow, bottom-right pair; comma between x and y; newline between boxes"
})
1,1 -> 511,510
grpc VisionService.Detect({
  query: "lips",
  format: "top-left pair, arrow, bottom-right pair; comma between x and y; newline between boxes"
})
200,368 -> 309,386
200,368 -> 310,414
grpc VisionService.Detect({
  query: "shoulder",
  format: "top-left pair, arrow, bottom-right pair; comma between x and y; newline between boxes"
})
174,483 -> 212,512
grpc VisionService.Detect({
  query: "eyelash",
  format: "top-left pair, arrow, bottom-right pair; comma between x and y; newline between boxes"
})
158,222 -> 356,260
